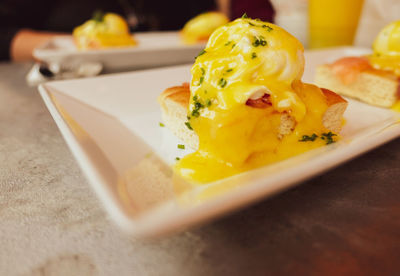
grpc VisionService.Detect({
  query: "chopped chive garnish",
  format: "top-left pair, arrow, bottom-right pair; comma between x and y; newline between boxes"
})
191,109 -> 200,117
159,122 -> 165,127
178,144 -> 185,149
248,22 -> 255,26
194,101 -> 203,109
252,36 -> 267,47
299,133 -> 318,142
175,157 -> 180,161
193,95 -> 198,101
321,132 -> 337,144
242,13 -> 248,19
196,49 -> 206,59
206,99 -> 212,107
261,25 -> 273,32
185,121 -> 193,130
299,132 -> 337,144
224,41 -> 232,46
226,68 -> 233,72
92,10 -> 104,22
218,78 -> 227,88
251,52 -> 257,59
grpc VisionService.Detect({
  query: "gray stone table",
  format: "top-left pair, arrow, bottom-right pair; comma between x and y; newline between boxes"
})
1,62 -> 400,276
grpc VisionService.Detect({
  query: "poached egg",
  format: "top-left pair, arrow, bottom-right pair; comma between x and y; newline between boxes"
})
175,17 -> 335,182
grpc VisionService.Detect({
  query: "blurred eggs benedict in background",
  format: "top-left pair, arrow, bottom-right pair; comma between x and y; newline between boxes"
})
159,15 -> 347,183
181,12 -> 229,44
73,12 -> 137,50
315,20 -> 400,111
370,20 -> 400,75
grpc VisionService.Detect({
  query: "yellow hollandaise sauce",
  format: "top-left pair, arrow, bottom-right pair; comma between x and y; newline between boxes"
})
73,12 -> 137,50
174,17 -> 337,183
369,20 -> 400,111
181,12 -> 229,44
369,20 -> 400,75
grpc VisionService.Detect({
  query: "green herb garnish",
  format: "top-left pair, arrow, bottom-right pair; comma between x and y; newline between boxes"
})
225,41 -> 232,46
321,132 -> 337,144
185,121 -> 193,130
191,97 -> 204,117
178,144 -> 185,149
242,13 -> 249,19
262,25 -> 273,32
175,157 -> 181,161
206,99 -> 212,107
226,68 -> 233,73
198,68 -> 205,85
299,133 -> 318,142
248,22 -> 255,26
299,132 -> 337,144
251,52 -> 257,59
191,109 -> 200,117
196,49 -> 206,59
92,10 -> 104,23
252,36 -> 267,47
218,78 -> 227,88
159,122 -> 165,127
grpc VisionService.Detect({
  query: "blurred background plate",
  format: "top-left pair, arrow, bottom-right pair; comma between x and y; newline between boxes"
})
33,32 -> 205,72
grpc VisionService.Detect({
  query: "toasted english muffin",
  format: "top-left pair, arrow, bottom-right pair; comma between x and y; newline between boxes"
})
315,63 -> 399,108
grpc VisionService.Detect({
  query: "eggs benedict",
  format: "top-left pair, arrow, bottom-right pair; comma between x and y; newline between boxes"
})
181,12 -> 229,44
73,12 -> 137,50
370,20 -> 400,75
160,16 -> 347,183
315,20 -> 400,110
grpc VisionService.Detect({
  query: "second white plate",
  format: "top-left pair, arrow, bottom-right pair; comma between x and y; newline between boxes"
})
34,32 -> 205,71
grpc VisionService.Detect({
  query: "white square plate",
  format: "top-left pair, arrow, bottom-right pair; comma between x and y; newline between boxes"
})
34,32 -> 205,71
38,47 -> 400,237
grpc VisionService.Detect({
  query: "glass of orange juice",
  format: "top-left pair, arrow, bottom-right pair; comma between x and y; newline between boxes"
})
309,0 -> 365,49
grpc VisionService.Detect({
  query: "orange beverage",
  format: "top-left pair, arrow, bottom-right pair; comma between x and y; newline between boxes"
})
309,0 -> 365,48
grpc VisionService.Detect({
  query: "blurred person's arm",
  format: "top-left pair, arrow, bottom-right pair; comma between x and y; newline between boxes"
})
10,29 -> 64,62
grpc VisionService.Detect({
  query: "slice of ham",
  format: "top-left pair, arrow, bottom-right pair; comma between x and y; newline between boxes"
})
246,93 -> 272,108
330,56 -> 373,85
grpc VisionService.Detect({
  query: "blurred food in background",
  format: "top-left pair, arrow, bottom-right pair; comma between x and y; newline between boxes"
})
314,20 -> 400,110
0,0 -> 215,61
369,20 -> 400,75
355,0 -> 400,47
180,12 -> 229,44
73,12 -> 137,50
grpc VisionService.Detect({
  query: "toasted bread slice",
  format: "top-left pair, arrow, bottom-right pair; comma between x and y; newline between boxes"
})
315,64 -> 399,108
158,84 -> 347,149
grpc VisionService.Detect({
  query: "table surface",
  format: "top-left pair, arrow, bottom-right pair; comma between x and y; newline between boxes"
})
1,62 -> 400,276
